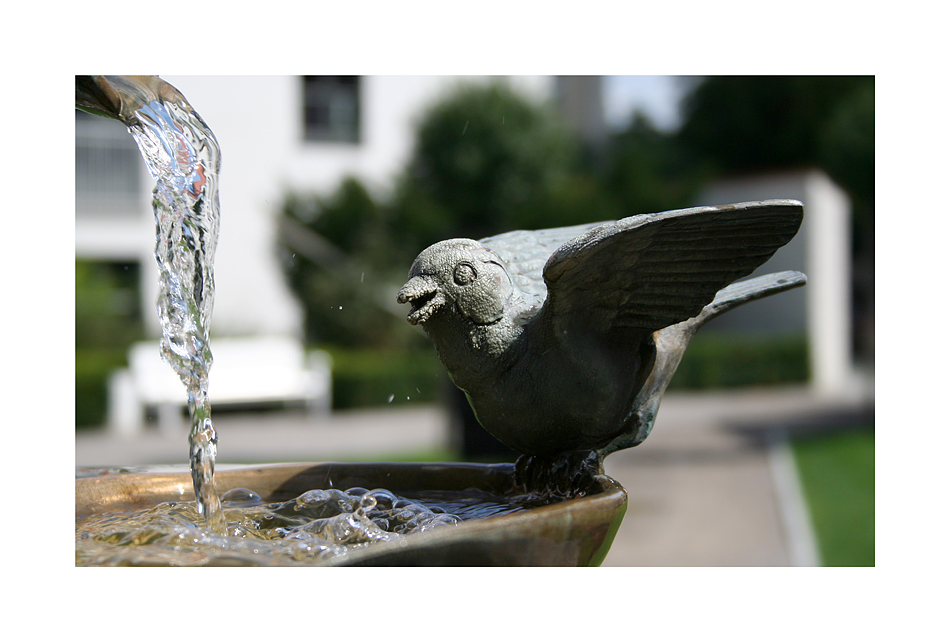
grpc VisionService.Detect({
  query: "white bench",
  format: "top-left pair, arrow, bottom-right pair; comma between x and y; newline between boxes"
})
107,336 -> 332,436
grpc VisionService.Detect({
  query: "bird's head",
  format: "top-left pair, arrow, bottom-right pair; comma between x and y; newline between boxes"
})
397,239 -> 514,326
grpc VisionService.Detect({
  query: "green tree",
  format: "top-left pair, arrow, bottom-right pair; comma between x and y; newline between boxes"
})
600,112 -> 709,217
676,76 -> 871,172
390,81 -> 587,248
277,177 -> 414,347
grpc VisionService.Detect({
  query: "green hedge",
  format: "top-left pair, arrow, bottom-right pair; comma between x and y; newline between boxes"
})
319,347 -> 445,410
76,335 -> 809,427
75,348 -> 128,428
322,334 -> 808,409
668,333 -> 809,390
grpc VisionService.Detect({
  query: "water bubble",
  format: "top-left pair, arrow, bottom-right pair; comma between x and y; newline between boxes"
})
366,489 -> 397,509
220,488 -> 262,506
359,495 -> 378,511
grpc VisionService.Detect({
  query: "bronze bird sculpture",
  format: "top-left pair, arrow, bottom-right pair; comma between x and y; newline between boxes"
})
397,200 -> 805,469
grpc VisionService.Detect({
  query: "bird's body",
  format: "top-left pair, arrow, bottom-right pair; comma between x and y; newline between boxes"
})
398,200 -> 805,460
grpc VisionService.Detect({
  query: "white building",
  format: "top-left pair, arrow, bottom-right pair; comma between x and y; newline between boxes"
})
76,75 -> 557,339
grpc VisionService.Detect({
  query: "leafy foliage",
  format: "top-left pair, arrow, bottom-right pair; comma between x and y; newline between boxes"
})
75,259 -> 145,426
391,81 -> 581,246
677,76 -> 872,172
601,113 -> 708,217
277,177 -> 420,347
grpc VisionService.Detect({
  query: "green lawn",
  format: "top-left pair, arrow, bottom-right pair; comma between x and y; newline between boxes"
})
792,427 -> 875,566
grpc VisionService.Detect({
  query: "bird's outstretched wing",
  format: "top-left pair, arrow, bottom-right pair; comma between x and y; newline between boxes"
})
481,222 -> 603,305
542,200 -> 804,334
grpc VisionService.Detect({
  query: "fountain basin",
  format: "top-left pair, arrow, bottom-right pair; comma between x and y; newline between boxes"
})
76,461 -> 627,566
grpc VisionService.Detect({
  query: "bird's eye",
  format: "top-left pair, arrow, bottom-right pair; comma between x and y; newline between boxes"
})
453,262 -> 477,285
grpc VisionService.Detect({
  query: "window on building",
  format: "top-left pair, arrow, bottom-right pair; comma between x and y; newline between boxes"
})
75,110 -> 144,217
302,76 -> 361,143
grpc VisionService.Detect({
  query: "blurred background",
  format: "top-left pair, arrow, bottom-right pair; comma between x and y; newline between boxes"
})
75,75 -> 874,566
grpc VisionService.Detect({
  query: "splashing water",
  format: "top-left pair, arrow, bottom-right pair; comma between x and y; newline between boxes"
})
118,84 -> 223,530
75,484 -> 550,566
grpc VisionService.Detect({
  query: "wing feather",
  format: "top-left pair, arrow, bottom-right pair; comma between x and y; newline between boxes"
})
543,200 -> 803,333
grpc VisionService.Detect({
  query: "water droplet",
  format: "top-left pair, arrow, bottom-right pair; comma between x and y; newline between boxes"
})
387,394 -> 394,403
221,488 -> 262,506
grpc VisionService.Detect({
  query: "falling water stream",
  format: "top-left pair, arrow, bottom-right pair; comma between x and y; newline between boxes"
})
107,80 -> 224,530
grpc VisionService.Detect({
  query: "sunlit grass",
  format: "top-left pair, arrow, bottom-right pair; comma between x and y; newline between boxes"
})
792,427 -> 874,566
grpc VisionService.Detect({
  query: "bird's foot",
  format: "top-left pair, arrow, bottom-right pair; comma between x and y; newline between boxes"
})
513,450 -> 604,501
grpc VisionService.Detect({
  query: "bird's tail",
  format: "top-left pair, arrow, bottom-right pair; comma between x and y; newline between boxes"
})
693,270 -> 807,328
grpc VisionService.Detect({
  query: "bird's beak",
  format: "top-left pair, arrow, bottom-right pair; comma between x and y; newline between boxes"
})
397,275 -> 445,325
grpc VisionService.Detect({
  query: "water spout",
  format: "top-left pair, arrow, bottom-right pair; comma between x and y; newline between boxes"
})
76,75 -> 189,124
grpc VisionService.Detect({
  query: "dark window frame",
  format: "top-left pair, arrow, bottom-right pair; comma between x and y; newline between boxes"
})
302,76 -> 361,144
